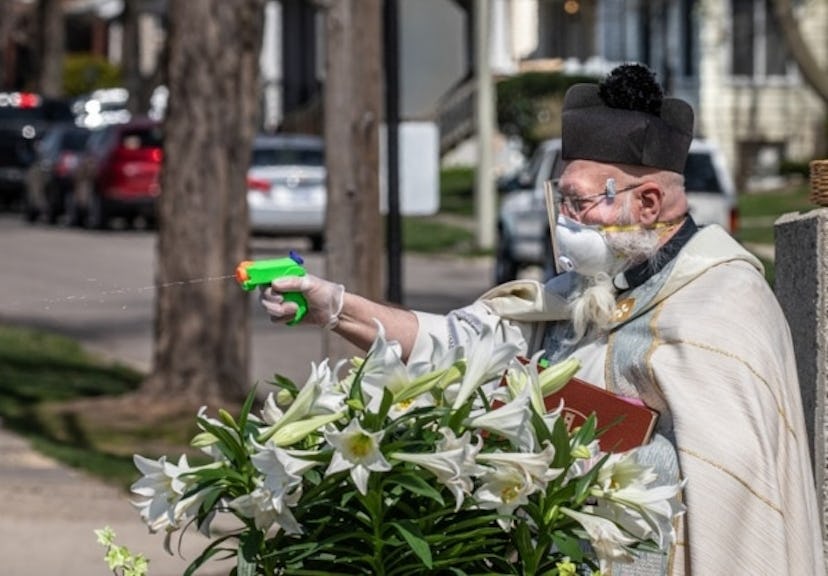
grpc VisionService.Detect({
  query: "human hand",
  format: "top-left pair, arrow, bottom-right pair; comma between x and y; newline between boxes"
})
260,274 -> 345,329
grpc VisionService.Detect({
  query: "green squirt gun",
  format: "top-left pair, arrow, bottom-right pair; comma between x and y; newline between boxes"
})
234,251 -> 308,325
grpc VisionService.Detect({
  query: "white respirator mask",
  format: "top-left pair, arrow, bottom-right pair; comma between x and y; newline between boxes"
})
544,177 -> 639,278
554,215 -> 629,277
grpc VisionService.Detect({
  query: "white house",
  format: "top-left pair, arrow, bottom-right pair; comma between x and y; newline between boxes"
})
486,0 -> 827,189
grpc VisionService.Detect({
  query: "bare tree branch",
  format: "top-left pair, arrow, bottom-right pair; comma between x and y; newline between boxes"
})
772,0 -> 828,104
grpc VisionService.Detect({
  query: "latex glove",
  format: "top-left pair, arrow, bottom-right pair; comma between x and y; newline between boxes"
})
260,274 -> 345,329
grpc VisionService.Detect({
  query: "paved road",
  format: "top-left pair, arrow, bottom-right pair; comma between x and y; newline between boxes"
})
0,214 -> 496,382
0,213 -> 498,575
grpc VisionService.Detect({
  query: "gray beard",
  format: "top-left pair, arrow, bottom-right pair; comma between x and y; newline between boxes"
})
567,228 -> 663,343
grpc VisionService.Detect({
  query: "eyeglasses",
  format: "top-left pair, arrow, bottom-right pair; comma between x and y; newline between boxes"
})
552,178 -> 645,218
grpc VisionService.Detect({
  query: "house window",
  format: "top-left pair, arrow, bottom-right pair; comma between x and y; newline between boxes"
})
539,0 -> 597,61
731,0 -> 790,78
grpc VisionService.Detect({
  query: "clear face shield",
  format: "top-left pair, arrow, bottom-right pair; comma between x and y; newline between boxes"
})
545,178 -> 647,277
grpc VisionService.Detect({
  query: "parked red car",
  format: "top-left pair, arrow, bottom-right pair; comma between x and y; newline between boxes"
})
68,118 -> 163,229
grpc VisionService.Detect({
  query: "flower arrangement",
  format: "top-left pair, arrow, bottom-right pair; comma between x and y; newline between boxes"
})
130,322 -> 684,575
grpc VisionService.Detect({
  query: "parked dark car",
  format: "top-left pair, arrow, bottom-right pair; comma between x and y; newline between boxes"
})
0,92 -> 74,208
68,118 -> 163,229
23,123 -> 91,224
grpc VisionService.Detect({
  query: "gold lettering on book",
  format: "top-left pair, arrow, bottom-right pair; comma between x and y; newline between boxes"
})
562,408 -> 590,432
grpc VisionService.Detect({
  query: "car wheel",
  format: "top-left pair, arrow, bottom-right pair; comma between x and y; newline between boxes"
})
45,182 -> 62,225
310,234 -> 325,252
494,228 -> 519,284
22,197 -> 39,223
66,179 -> 89,227
86,194 -> 108,230
66,193 -> 84,227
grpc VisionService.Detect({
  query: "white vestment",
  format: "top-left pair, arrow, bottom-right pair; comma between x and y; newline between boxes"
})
410,225 -> 824,575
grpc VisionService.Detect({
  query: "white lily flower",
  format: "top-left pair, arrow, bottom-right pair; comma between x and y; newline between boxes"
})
564,439 -> 603,481
438,428 -> 488,483
250,441 -> 320,509
229,479 -> 303,535
391,429 -> 485,511
590,452 -> 686,548
595,451 -> 656,491
306,359 -> 348,415
357,322 -> 412,410
194,406 -> 236,462
131,454 -> 202,533
465,386 -> 536,451
476,443 -> 561,486
502,350 -> 548,415
261,392 -> 285,425
359,321 -> 456,417
560,507 -> 639,567
473,460 -> 537,530
405,334 -> 465,396
260,361 -> 342,443
451,323 -> 523,409
324,419 -> 391,495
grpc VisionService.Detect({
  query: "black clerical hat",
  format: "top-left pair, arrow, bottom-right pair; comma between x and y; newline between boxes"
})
561,64 -> 695,173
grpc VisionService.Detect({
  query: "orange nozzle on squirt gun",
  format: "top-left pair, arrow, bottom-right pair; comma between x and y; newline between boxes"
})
234,250 -> 308,325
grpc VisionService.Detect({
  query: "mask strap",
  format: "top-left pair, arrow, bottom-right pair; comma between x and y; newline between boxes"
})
544,179 -> 560,276
600,215 -> 686,234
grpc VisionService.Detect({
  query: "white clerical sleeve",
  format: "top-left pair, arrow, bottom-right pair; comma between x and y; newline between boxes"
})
410,302 -> 532,365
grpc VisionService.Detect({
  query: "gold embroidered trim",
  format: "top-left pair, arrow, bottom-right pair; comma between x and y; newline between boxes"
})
661,338 -> 797,438
612,297 -> 636,322
605,331 -> 616,392
645,301 -> 668,400
679,446 -> 784,516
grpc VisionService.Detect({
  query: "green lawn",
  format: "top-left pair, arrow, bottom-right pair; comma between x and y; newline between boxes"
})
0,324 -> 211,488
735,183 -> 814,245
0,325 -> 149,486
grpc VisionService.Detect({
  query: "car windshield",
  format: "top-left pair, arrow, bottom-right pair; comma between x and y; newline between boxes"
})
62,129 -> 90,150
0,102 -> 73,122
252,147 -> 324,167
119,127 -> 163,149
0,108 -> 46,121
684,152 -> 722,193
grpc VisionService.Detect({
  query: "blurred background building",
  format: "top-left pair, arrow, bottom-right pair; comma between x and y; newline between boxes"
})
1,0 -> 826,191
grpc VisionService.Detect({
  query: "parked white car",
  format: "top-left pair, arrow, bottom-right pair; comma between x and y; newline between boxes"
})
247,134 -> 326,251
495,138 -> 738,283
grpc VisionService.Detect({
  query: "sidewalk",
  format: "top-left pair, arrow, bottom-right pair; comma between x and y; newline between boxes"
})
0,422 -> 231,576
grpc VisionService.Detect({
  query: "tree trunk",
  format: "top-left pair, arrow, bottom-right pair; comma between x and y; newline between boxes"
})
121,0 -> 142,115
35,0 -> 64,97
322,0 -> 384,362
0,0 -> 13,89
143,0 -> 265,407
772,0 -> 828,104
121,0 -> 166,116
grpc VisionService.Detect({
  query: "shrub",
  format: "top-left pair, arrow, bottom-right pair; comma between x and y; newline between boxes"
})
64,53 -> 122,97
496,71 -> 598,155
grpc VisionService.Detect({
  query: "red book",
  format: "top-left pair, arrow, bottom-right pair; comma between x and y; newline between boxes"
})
545,377 -> 659,453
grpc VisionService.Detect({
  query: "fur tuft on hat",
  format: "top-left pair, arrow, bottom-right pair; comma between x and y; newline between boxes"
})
561,63 -> 694,173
